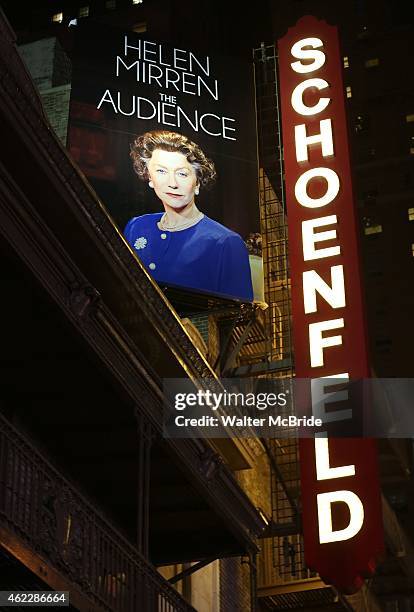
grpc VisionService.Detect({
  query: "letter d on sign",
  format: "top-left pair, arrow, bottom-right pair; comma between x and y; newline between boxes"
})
317,490 -> 364,544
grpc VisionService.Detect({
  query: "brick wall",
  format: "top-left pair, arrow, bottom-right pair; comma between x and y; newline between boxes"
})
190,314 -> 221,368
190,314 -> 209,344
41,84 -> 71,145
220,557 -> 251,611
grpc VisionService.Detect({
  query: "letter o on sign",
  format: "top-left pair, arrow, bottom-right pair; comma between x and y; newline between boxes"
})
295,167 -> 340,208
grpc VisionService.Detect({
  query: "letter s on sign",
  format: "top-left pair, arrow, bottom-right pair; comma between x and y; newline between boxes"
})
291,37 -> 326,73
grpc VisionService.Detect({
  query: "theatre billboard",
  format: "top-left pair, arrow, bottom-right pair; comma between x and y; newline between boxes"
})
277,16 -> 383,592
68,23 -> 260,302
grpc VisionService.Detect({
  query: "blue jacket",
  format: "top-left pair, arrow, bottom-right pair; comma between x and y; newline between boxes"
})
124,213 -> 253,301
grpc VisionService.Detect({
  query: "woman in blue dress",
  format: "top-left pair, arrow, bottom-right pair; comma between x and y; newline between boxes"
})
124,130 -> 253,301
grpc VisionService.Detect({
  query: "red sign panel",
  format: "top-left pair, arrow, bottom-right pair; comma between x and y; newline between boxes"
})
277,16 -> 383,592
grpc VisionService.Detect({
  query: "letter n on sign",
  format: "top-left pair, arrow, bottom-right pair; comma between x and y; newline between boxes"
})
277,15 -> 383,593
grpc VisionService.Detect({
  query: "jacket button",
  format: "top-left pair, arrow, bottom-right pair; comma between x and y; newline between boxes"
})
149,263 -> 156,270
160,233 -> 167,239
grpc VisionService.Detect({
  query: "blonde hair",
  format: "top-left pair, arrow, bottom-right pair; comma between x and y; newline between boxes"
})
130,130 -> 216,188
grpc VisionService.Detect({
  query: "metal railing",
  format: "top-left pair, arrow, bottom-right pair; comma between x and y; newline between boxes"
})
254,43 -> 306,586
0,413 -> 195,612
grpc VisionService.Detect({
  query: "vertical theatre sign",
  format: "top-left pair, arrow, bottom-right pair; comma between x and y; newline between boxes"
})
277,16 -> 383,592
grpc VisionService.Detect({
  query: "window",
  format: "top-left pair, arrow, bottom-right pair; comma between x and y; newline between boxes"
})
364,224 -> 383,235
364,225 -> 382,235
367,269 -> 383,278
343,56 -> 349,68
408,207 -> 414,221
375,338 -> 392,347
365,58 -> 379,68
52,12 -> 63,23
357,25 -> 370,40
362,189 -> 378,205
359,147 -> 376,161
355,114 -> 370,134
346,86 -> 352,98
412,243 -> 414,257
106,0 -> 116,7
406,118 -> 414,154
79,6 -> 89,17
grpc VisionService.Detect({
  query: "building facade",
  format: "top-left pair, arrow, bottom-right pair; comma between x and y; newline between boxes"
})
0,1 -> 414,610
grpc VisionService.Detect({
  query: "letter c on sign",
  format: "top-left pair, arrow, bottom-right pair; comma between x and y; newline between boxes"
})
291,78 -> 330,116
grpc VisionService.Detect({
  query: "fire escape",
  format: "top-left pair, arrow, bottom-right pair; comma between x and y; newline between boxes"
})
253,42 -> 414,612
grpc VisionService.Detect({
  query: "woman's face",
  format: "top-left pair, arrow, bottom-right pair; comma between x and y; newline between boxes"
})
147,149 -> 199,211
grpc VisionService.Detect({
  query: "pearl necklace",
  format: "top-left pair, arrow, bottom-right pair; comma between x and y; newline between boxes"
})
158,211 -> 204,232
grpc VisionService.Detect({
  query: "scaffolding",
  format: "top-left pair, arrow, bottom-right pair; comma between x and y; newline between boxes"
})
253,43 -> 312,587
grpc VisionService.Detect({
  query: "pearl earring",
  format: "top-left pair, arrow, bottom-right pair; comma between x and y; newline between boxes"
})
149,180 -> 154,188
195,186 -> 199,195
